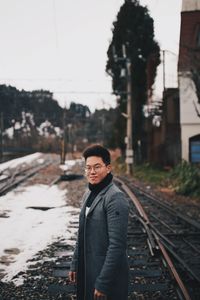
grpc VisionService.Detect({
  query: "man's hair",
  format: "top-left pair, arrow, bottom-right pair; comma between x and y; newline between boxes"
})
83,144 -> 111,165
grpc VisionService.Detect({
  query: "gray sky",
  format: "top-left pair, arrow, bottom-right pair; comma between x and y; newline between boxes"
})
0,0 -> 182,112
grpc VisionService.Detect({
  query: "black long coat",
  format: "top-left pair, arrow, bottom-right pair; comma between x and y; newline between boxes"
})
70,182 -> 129,300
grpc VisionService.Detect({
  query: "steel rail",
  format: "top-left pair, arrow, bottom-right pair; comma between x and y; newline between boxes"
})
153,232 -> 192,300
0,160 -> 52,195
137,215 -> 158,255
115,177 -> 149,221
127,178 -> 200,231
0,163 -> 42,190
159,237 -> 200,283
150,212 -> 178,233
115,176 -> 192,300
183,238 -> 200,254
134,187 -> 200,285
117,177 -> 200,286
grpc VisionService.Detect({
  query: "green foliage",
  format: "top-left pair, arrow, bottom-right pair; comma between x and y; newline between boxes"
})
0,84 -> 119,153
0,85 -> 63,128
169,161 -> 200,197
133,163 -> 167,186
106,0 -> 160,156
115,160 -> 200,199
84,108 -> 119,149
114,160 -> 167,183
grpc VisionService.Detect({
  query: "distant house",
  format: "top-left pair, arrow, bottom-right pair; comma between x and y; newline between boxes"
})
178,0 -> 200,163
144,88 -> 181,167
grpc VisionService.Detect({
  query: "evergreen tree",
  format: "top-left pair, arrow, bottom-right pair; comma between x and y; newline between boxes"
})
106,0 -> 160,161
0,85 -> 63,128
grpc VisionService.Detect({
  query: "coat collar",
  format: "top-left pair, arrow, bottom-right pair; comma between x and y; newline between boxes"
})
85,182 -> 113,217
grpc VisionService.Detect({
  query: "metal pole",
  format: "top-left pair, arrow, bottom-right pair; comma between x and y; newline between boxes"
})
114,43 -> 133,173
126,58 -> 133,174
61,108 -> 66,164
67,123 -> 72,158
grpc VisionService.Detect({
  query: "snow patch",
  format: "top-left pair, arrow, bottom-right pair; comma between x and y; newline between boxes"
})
0,184 -> 80,283
60,158 -> 84,172
0,152 -> 43,172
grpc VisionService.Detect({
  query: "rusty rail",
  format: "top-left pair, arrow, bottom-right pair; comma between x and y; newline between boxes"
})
115,176 -> 192,300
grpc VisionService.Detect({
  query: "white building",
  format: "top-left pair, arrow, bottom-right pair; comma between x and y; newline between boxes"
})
178,0 -> 200,162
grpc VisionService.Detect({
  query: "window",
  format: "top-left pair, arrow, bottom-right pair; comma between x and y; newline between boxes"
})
189,135 -> 200,163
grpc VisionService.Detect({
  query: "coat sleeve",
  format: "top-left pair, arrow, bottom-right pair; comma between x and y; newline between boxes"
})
70,189 -> 90,272
94,191 -> 129,294
70,232 -> 79,272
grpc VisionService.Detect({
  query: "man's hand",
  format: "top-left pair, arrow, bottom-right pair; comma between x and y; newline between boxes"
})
68,271 -> 76,283
94,289 -> 107,299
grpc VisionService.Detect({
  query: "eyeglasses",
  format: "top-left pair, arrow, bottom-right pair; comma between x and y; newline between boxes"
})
84,164 -> 106,173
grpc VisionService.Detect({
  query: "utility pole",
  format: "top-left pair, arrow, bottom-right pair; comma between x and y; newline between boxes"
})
123,45 -> 133,175
61,107 -> 66,164
67,123 -> 72,158
113,44 -> 134,174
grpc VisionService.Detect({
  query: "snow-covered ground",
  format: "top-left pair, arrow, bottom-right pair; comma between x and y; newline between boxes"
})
0,152 -> 44,173
59,158 -> 83,172
0,184 -> 79,284
0,155 -> 81,285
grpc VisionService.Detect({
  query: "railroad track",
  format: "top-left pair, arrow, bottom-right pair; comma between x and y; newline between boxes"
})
115,176 -> 200,299
1,168 -> 198,299
0,155 -> 60,196
46,175 -> 197,300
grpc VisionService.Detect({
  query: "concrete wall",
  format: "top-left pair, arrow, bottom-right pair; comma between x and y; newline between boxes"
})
178,2 -> 200,161
179,74 -> 200,160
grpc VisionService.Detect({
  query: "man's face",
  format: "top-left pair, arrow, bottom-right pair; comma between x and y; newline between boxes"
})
85,156 -> 111,185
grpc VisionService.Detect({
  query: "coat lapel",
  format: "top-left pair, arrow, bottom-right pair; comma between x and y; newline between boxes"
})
87,182 -> 113,217
80,190 -> 91,217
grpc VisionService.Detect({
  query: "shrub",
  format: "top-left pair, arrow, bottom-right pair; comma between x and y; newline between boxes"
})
169,161 -> 200,197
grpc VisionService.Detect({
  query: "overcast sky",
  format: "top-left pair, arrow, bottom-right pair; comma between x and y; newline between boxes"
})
0,0 -> 182,112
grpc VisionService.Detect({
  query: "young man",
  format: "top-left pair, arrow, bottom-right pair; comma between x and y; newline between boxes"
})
69,144 -> 129,300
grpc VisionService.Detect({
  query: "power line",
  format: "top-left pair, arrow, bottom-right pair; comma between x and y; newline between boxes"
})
53,91 -> 113,95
